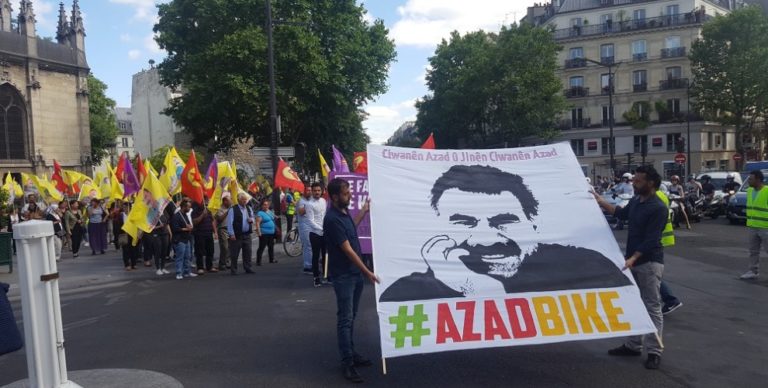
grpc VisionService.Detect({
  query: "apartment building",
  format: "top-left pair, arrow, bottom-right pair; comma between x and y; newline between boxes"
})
526,0 -> 746,178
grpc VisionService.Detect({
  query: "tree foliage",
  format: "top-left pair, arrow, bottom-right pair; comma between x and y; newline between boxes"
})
416,24 -> 567,148
154,0 -> 396,171
88,75 -> 119,164
690,6 -> 768,152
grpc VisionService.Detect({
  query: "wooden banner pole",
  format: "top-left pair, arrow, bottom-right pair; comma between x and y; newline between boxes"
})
382,357 -> 387,375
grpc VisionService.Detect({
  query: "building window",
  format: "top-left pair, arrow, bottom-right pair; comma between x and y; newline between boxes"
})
705,160 -> 716,169
0,84 -> 27,160
601,14 -> 613,32
570,17 -> 582,27
715,134 -> 723,149
666,5 -> 680,22
634,135 -> 648,153
632,40 -> 647,61
633,9 -> 646,23
569,76 -> 584,87
601,137 -> 611,155
666,66 -> 682,80
667,99 -> 681,113
600,44 -> 614,64
665,36 -> 681,49
121,137 -> 129,147
571,108 -> 584,128
602,105 -> 614,126
720,159 -> 729,171
601,73 -> 612,94
571,139 -> 584,156
632,70 -> 647,92
667,133 -> 682,152
569,47 -> 583,59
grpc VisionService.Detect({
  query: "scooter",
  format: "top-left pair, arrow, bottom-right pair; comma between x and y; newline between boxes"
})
668,193 -> 691,229
703,192 -> 726,219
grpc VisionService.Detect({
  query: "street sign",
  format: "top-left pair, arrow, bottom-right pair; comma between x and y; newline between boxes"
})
674,153 -> 686,165
733,153 -> 743,162
250,147 -> 295,158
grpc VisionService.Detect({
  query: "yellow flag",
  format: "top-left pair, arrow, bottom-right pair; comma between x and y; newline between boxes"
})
78,182 -> 102,201
31,175 -> 63,202
145,160 -> 159,178
110,167 -> 124,202
318,149 -> 331,178
159,147 -> 185,195
63,170 -> 88,186
122,172 -> 171,245
3,174 -> 22,203
207,161 -> 237,212
20,172 -> 39,196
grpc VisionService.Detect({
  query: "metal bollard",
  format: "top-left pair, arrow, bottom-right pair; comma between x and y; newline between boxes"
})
15,220 -> 81,388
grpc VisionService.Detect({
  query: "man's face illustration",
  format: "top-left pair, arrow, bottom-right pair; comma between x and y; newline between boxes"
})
437,189 -> 538,279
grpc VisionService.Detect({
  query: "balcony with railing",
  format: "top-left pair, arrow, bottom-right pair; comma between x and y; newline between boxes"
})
553,11 -> 709,40
559,117 -> 591,130
600,56 -> 615,65
660,78 -> 688,90
661,47 -> 687,58
601,85 -> 614,95
632,53 -> 647,62
565,86 -> 589,98
565,57 -> 586,69
633,82 -> 647,92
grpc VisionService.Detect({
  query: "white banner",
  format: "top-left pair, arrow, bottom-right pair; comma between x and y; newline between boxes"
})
368,143 -> 656,358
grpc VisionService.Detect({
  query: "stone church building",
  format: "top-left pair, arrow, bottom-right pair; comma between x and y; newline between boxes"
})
0,0 -> 90,175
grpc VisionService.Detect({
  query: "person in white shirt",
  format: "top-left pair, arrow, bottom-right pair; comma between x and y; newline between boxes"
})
296,185 -> 313,273
304,182 -> 328,287
614,173 -> 635,196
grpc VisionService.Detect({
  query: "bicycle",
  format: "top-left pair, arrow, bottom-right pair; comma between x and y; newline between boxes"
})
282,226 -> 302,257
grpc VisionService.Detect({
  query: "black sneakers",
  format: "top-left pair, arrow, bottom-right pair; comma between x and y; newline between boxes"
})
645,354 -> 661,369
608,344 -> 642,356
313,278 -> 322,287
662,301 -> 683,315
343,366 -> 363,383
353,355 -> 373,367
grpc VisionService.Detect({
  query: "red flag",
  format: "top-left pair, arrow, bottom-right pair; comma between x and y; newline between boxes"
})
274,159 -> 304,192
353,152 -> 368,174
421,133 -> 436,149
248,181 -> 260,194
115,152 -> 127,183
181,150 -> 204,205
52,160 -> 68,193
136,154 -> 148,185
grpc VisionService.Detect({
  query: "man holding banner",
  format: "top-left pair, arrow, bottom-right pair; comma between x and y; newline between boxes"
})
595,165 -> 668,370
323,178 -> 378,383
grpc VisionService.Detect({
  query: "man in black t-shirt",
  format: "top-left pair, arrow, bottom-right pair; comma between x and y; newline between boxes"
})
323,178 -> 378,383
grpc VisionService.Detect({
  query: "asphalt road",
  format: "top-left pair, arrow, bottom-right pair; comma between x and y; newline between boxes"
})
1,219 -> 767,388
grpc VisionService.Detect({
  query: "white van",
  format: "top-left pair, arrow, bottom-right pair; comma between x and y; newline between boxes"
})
696,171 -> 742,193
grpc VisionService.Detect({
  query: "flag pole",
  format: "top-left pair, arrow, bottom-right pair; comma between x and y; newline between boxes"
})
382,357 -> 387,375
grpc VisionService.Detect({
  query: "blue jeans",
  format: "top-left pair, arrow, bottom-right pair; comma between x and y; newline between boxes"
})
660,281 -> 680,306
298,223 -> 311,269
174,241 -> 192,275
332,272 -> 364,366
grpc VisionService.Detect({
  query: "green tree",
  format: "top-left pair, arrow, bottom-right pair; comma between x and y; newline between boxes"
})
88,75 -> 119,164
154,0 -> 395,172
416,24 -> 567,148
690,6 -> 768,157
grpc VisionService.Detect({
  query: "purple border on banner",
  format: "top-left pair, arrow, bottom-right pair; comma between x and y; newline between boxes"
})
329,172 -> 371,254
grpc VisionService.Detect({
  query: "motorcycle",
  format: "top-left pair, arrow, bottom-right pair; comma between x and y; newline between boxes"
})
703,192 -> 726,219
601,192 -> 632,229
687,193 -> 704,222
668,193 -> 690,229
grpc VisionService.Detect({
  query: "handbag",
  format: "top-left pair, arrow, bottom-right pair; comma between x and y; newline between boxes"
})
0,282 -> 24,355
118,233 -> 129,247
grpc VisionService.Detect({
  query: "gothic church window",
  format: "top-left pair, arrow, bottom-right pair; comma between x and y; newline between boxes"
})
0,85 -> 27,160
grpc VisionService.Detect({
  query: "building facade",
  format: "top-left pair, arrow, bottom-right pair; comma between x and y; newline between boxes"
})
114,107 -> 134,161
130,67 -> 185,158
0,0 -> 90,174
526,0 -> 745,179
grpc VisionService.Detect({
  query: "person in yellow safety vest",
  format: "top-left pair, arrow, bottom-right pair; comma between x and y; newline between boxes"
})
740,169 -> 768,280
655,188 -> 683,315
285,189 -> 301,234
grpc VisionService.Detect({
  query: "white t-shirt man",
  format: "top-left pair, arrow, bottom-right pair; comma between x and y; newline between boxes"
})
304,197 -> 327,236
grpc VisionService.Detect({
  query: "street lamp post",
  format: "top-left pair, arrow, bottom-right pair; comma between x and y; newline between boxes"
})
585,58 -> 621,177
265,0 -> 281,217
686,80 -> 694,177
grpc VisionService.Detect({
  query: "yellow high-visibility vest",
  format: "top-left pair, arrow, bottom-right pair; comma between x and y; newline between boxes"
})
746,186 -> 768,228
656,190 -> 675,247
